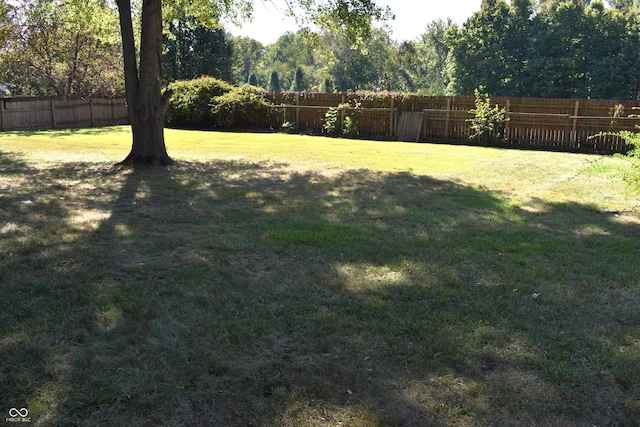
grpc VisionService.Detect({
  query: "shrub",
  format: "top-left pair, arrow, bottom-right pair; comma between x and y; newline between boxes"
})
323,107 -> 339,135
467,88 -> 508,144
615,130 -> 640,192
324,101 -> 360,137
591,107 -> 640,192
343,115 -> 358,137
166,76 -> 234,128
281,121 -> 296,133
211,84 -> 274,129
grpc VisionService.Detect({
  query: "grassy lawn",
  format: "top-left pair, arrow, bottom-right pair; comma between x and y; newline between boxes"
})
1,126 -> 639,426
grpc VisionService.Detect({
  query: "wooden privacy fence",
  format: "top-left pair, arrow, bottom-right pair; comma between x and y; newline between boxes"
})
0,96 -> 129,131
2,92 -> 639,154
268,93 -> 640,154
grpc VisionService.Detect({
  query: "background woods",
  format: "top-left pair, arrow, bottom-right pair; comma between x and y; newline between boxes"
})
1,0 -> 639,99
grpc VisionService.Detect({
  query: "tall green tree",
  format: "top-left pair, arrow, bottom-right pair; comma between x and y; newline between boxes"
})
400,18 -> 454,94
231,36 -> 265,85
0,0 -> 13,47
580,2 -> 636,98
446,0 -> 639,98
0,0 -> 123,96
446,0 -> 513,96
318,28 -> 394,92
260,30 -> 317,90
527,0 -> 638,98
290,66 -> 307,91
268,70 -> 281,92
163,17 -> 233,83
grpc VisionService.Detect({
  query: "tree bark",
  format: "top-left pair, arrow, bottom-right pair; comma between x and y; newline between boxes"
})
116,0 -> 173,165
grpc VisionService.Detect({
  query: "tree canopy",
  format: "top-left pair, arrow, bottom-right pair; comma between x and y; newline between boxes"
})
0,0 -> 123,96
446,0 -> 640,98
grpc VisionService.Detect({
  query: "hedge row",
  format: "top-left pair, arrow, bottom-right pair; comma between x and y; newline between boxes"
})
165,76 -> 276,130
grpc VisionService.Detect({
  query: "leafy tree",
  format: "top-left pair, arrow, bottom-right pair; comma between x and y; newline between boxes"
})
446,0 -> 514,96
163,17 -> 233,83
260,30 -> 317,91
607,0 -> 637,12
446,0 -> 639,98
0,0 -> 123,96
320,28 -> 384,91
0,0 -> 13,47
231,36 -> 265,85
528,0 -> 638,98
394,41 -> 418,92
527,0 -> 587,98
114,0 -> 391,165
399,19 -> 454,94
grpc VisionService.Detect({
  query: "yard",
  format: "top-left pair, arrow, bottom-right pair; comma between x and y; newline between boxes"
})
1,126 -> 639,425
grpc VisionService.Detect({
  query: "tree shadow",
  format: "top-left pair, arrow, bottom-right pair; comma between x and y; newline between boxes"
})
1,126 -> 130,139
1,154 -> 639,425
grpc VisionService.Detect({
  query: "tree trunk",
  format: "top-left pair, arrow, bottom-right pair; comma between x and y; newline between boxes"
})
116,0 -> 173,166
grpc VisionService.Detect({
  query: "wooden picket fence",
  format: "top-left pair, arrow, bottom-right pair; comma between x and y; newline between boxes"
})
268,93 -> 640,154
0,95 -> 129,131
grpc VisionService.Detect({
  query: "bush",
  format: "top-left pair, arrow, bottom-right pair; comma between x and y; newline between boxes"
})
211,85 -> 275,129
280,121 -> 296,133
323,107 -> 339,135
343,115 -> 358,137
323,102 -> 360,137
165,76 -> 234,128
467,88 -> 508,143
616,130 -> 640,192
591,107 -> 640,192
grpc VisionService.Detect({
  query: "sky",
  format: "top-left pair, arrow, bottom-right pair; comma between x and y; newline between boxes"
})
224,0 -> 483,45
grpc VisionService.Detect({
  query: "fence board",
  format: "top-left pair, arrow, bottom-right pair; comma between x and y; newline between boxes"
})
0,96 -> 129,131
266,93 -> 639,154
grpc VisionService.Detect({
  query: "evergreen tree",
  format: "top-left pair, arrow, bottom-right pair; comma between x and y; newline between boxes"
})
323,77 -> 334,93
269,70 -> 281,92
290,66 -> 306,91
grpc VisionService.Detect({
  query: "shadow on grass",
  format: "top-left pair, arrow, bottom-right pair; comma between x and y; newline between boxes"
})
1,152 -> 639,425
0,126 -> 130,139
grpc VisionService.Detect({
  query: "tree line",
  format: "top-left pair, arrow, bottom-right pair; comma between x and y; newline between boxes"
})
1,0 -> 639,100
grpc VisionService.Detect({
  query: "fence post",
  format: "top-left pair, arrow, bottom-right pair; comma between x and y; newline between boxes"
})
90,98 -> 95,127
51,98 -> 57,129
505,99 -> 511,141
390,96 -> 394,137
444,97 -> 452,138
572,100 -> 580,144
340,94 -> 346,132
564,114 -> 572,146
295,93 -> 300,128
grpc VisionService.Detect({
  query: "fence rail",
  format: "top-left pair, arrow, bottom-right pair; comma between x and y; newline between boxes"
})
0,96 -> 129,131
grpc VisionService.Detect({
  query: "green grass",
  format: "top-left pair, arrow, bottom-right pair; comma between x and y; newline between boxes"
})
1,126 -> 639,426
